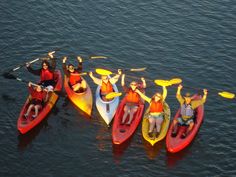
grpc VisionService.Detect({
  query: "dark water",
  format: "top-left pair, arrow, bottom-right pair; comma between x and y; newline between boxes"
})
0,1 -> 236,176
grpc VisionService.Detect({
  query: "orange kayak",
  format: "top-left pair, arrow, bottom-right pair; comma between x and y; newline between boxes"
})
17,70 -> 63,134
64,75 -> 93,116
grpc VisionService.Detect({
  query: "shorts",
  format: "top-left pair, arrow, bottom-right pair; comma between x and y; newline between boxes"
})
45,85 -> 54,92
148,113 -> 163,120
30,99 -> 42,105
177,117 -> 193,126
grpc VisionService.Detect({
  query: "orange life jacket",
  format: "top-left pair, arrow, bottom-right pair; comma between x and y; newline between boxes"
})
126,89 -> 140,104
101,81 -> 113,94
149,101 -> 163,113
40,69 -> 54,82
69,72 -> 82,85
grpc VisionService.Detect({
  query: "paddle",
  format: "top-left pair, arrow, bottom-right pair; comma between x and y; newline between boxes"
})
105,92 -> 122,99
4,73 -> 61,94
160,78 -> 235,99
2,51 -> 56,78
95,67 -> 146,76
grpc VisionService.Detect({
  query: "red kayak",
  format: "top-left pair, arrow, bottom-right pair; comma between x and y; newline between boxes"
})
112,98 -> 145,145
166,95 -> 204,153
17,70 -> 62,134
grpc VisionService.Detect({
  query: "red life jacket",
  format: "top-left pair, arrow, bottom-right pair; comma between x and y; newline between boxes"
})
149,101 -> 163,113
29,87 -> 44,102
69,72 -> 82,85
101,81 -> 113,94
40,69 -> 54,82
126,89 -> 140,104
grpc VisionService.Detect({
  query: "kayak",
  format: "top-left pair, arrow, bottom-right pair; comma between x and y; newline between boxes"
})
142,102 -> 171,146
166,95 -> 204,153
17,70 -> 63,134
64,75 -> 93,116
112,98 -> 145,145
95,81 -> 119,125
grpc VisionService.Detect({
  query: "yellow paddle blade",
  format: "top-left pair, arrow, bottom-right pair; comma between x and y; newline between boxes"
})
90,56 -> 107,59
95,68 -> 112,75
170,78 -> 182,85
154,80 -> 172,87
105,92 -> 122,99
218,91 -> 235,99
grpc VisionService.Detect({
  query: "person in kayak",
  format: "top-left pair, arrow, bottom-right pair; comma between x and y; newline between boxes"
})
89,69 -> 122,101
121,74 -> 146,125
26,51 -> 56,90
135,86 -> 167,138
24,82 -> 49,119
171,84 -> 208,138
62,56 -> 87,92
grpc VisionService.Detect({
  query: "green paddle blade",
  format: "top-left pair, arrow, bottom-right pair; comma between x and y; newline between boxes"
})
218,91 -> 235,99
105,92 -> 122,99
95,68 -> 112,76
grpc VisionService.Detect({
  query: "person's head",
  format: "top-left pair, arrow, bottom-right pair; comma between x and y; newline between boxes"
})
36,85 -> 43,92
101,75 -> 109,82
42,60 -> 50,70
68,64 -> 75,73
184,92 -> 192,104
152,92 -> 163,102
130,81 -> 138,91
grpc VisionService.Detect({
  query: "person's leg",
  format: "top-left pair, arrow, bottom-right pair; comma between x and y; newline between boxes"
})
73,83 -> 82,92
121,105 -> 129,124
155,117 -> 164,133
32,105 -> 40,118
81,80 -> 87,89
181,120 -> 194,138
148,117 -> 156,133
171,118 -> 182,136
126,106 -> 138,125
25,104 -> 34,117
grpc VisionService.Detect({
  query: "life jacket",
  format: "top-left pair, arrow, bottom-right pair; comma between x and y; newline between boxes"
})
181,104 -> 194,119
40,69 -> 54,82
126,89 -> 140,104
29,87 -> 44,102
101,80 -> 113,94
150,101 -> 163,113
69,72 -> 82,85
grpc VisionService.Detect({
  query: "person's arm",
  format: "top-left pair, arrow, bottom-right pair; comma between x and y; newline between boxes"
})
77,56 -> 83,73
191,89 -> 208,109
26,64 -> 41,76
62,57 -> 70,76
28,82 -> 34,94
121,74 -> 125,87
48,51 -> 56,70
89,72 -> 102,85
141,77 -> 146,88
176,84 -> 184,105
162,86 -> 167,101
135,89 -> 151,103
110,69 -> 122,84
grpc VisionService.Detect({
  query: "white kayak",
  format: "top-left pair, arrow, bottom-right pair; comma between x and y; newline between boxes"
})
95,83 -> 119,126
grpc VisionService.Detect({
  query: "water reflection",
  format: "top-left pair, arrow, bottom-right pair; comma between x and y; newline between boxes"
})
142,137 -> 164,160
17,118 -> 49,151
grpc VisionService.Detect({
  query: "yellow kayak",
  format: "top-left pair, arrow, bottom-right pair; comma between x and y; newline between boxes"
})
142,102 -> 170,146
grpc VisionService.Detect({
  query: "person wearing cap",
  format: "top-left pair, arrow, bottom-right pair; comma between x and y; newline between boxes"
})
171,84 -> 208,138
26,51 -> 56,88
63,56 -> 87,92
89,69 -> 122,101
121,74 -> 146,125
24,82 -> 48,119
135,86 -> 167,138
